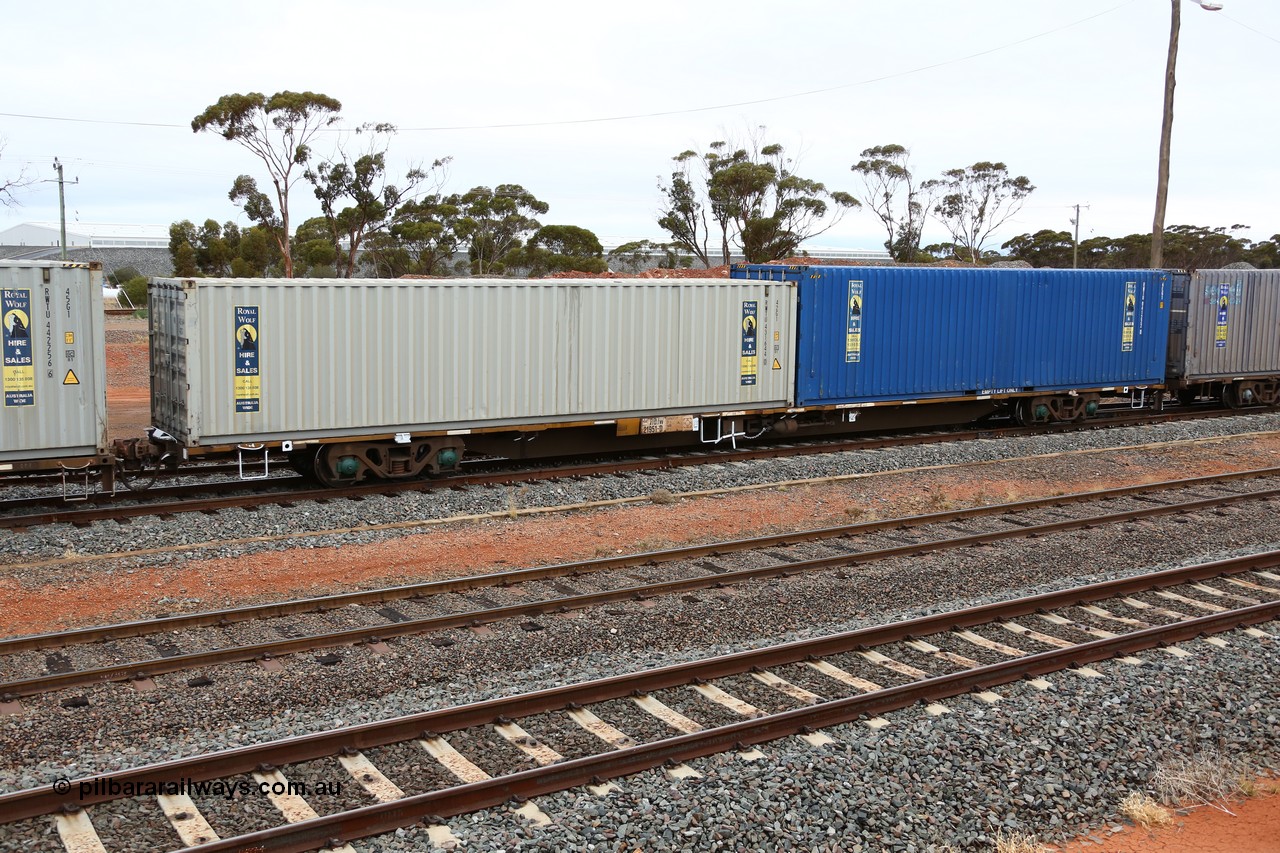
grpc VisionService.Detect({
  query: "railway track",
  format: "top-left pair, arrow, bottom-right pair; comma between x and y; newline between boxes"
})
0,556 -> 1274,851
0,459 -> 289,491
2,466 -> 1276,706
0,404 -> 1261,530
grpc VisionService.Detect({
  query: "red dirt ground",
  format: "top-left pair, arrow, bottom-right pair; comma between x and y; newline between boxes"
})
1051,788 -> 1280,852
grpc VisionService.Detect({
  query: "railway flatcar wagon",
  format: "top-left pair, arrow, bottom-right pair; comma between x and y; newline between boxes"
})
0,260 -> 110,483
732,264 -> 1172,426
1167,269 -> 1280,407
148,276 -> 797,485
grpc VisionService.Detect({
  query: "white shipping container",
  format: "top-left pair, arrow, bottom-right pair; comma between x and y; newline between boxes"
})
149,277 -> 797,447
1178,269 -> 1280,380
0,261 -> 108,466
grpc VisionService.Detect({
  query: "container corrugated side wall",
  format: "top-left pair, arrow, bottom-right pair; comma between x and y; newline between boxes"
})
1180,269 -> 1280,380
768,266 -> 1169,406
0,262 -> 107,461
150,277 -> 796,446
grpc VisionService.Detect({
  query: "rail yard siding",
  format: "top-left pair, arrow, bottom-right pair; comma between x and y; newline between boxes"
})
0,261 -> 107,462
732,265 -> 1172,407
1178,269 -> 1280,381
149,277 -> 797,446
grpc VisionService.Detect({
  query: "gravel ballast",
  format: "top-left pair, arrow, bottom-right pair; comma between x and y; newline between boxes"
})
3,413 -> 1280,572
0,415 -> 1278,850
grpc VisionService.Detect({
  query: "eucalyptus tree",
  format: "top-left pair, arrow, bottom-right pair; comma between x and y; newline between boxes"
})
658,134 -> 858,265
192,91 -> 343,277
305,124 -> 444,277
923,162 -> 1034,264
508,225 -> 607,276
851,144 -> 932,262
453,185 -> 549,275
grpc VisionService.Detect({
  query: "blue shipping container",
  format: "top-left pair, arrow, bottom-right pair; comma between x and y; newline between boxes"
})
730,265 -> 1172,407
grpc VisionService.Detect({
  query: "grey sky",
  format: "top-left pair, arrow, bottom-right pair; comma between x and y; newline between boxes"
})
1,0 -> 1275,254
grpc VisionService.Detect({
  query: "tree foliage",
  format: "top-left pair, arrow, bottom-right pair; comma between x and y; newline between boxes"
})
169,218 -> 281,277
0,139 -> 32,207
607,240 -> 692,272
192,91 -> 343,277
108,266 -> 142,287
658,134 -> 859,265
507,225 -> 607,276
366,193 -> 463,278
851,144 -> 932,262
1000,229 -> 1075,268
923,162 -> 1034,264
305,124 -> 442,277
452,185 -> 548,276
350,183 -> 558,278
1002,224 -> 1264,270
119,276 -> 150,308
656,158 -> 712,268
291,216 -> 337,277
1246,235 -> 1280,269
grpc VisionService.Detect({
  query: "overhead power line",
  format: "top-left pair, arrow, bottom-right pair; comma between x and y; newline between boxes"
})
5,1 -> 1272,134
0,3 -> 1143,134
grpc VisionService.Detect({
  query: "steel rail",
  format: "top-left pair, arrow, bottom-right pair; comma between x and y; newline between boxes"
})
169,599 -> 1280,853
3,478 -> 1278,699
0,460 -> 284,493
0,406 -> 1257,528
2,550 -> 1276,823
0,473 -> 307,516
5,466 -> 1277,658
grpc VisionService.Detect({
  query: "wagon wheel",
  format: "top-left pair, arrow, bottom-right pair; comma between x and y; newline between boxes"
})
1012,398 -> 1050,426
115,459 -> 158,492
1176,389 -> 1196,407
312,446 -> 342,488
1222,385 -> 1243,410
312,445 -> 367,488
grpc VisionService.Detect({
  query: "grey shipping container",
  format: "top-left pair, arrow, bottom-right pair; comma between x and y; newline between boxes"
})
0,261 -> 108,469
1168,269 -> 1280,406
149,277 -> 797,449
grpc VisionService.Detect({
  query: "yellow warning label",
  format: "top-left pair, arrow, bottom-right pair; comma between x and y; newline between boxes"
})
63,369 -> 80,386
64,332 -> 74,345
772,358 -> 782,370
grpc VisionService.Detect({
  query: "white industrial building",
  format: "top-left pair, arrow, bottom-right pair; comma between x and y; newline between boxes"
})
0,222 -> 170,250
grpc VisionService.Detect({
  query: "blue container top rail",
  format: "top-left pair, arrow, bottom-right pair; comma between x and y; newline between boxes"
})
731,264 -> 1172,407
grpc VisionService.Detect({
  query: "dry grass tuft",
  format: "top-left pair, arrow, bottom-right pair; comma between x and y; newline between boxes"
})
649,488 -> 677,505
1154,749 -> 1257,815
924,491 -> 952,512
993,829 -> 1044,853
1120,791 -> 1173,828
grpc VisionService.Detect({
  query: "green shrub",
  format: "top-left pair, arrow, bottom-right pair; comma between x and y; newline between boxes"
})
109,265 -> 142,287
119,276 -> 150,308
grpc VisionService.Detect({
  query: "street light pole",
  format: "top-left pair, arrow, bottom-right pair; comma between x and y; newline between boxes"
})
1151,0 -> 1222,269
